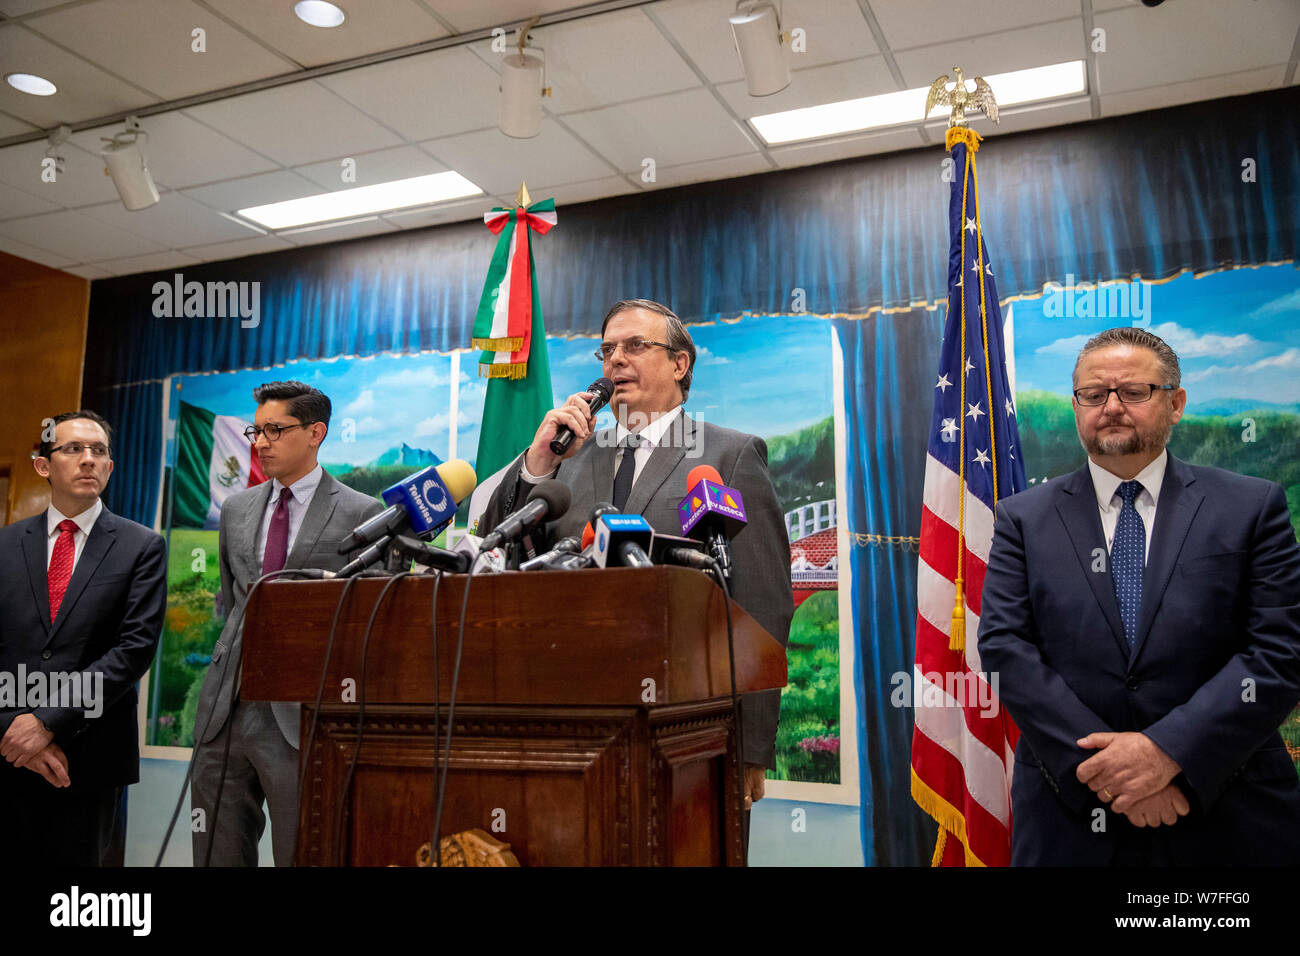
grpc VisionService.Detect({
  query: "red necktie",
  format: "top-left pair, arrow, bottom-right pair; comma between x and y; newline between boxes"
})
261,487 -> 293,575
48,518 -> 79,622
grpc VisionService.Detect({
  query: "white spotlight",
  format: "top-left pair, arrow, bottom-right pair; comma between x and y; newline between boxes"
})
498,19 -> 550,139
729,1 -> 790,97
100,117 -> 159,211
294,1 -> 345,28
6,72 -> 57,96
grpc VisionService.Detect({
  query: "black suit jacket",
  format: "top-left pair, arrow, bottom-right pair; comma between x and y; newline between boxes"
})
0,507 -> 167,790
478,414 -> 794,767
977,454 -> 1300,865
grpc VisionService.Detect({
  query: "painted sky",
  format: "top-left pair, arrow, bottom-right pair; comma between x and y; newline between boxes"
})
1011,263 -> 1300,406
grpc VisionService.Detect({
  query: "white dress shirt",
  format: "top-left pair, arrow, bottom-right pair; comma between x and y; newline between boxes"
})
521,405 -> 686,489
256,464 -> 325,566
1087,450 -> 1167,564
46,498 -> 103,571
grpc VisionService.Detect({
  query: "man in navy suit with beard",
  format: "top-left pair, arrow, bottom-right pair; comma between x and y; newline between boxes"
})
978,327 -> 1300,865
0,410 -> 166,866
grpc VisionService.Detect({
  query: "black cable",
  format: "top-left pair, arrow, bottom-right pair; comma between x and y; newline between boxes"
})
332,570 -> 410,860
155,567 -> 320,867
428,568 -> 442,868
706,555 -> 747,865
431,552 -> 483,864
290,574 -> 361,866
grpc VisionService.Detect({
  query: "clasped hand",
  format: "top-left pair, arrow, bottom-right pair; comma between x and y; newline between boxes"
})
1075,731 -> 1188,827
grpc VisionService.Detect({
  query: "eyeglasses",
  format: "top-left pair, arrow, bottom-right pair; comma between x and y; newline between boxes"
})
594,336 -> 676,362
1073,383 -> 1175,406
47,442 -> 110,459
243,421 -> 317,442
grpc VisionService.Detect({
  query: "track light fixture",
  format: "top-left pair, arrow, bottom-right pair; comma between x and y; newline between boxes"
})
729,0 -> 790,97
100,116 -> 160,211
499,16 -> 551,139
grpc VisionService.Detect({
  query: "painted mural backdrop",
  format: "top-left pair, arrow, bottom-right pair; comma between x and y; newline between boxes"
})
150,315 -> 845,786
1010,263 -> 1300,772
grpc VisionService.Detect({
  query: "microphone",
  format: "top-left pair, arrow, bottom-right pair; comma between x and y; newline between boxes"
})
592,513 -> 654,568
552,522 -> 598,570
389,534 -> 472,574
336,536 -> 393,578
650,531 -> 713,571
520,535 -> 581,571
479,479 -> 572,553
338,459 -> 477,554
549,377 -> 614,457
678,465 -> 747,584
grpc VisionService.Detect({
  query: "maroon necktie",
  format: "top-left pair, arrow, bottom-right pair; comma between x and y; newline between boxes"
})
261,487 -> 293,575
48,518 -> 79,621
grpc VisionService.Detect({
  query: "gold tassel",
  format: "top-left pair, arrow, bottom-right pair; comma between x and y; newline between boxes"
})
945,126 -> 982,152
472,336 -> 524,352
950,574 -> 966,653
478,362 -> 528,379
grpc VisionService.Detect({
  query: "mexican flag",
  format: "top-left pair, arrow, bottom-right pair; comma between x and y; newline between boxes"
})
172,400 -> 267,529
466,192 -> 557,534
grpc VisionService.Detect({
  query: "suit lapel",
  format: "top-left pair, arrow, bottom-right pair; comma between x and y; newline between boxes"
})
21,514 -> 52,636
240,480 -> 275,578
1131,455 -> 1202,664
589,429 -> 617,508
624,413 -> 693,517
48,509 -> 117,644
1054,465 -> 1130,662
285,471 -> 338,568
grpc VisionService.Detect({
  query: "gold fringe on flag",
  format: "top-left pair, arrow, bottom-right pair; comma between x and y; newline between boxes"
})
478,362 -> 528,380
911,769 -> 989,867
472,336 -> 524,352
945,126 -> 982,152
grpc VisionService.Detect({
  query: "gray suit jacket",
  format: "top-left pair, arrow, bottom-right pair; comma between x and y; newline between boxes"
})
479,413 -> 794,766
194,469 -> 384,747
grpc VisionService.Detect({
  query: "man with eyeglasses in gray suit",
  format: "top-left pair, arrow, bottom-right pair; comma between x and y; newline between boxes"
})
191,381 -> 383,867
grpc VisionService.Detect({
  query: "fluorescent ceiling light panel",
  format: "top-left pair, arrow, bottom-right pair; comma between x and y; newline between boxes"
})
6,72 -> 57,95
751,60 -> 1087,145
237,171 -> 482,229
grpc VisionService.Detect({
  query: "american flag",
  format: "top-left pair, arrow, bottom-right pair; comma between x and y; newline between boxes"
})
909,129 -> 1027,867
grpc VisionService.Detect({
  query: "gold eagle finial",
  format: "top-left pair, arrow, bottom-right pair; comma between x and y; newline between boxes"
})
925,66 -> 999,128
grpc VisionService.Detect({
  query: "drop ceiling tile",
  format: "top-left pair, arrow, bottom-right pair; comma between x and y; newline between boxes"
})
562,88 -> 755,173
893,19 -> 1085,89
293,144 -> 449,190
69,111 -> 279,190
767,127 -> 925,169
716,55 -> 898,119
0,208 -> 166,261
0,112 -> 40,137
872,0 -> 1081,51
182,81 -> 403,167
652,0 -> 879,87
529,8 -> 700,114
960,97 -> 1095,136
0,0 -> 72,15
80,192 -> 256,247
320,47 -> 501,141
0,140 -> 123,207
62,263 -> 115,280
180,169 -> 324,213
382,195 -> 491,229
181,233 -> 295,262
1100,65 -> 1286,118
1094,0 -> 1300,94
0,178 -> 60,218
91,249 -> 204,275
527,174 -> 636,206
205,0 -> 450,68
279,215 -> 398,246
0,232 -> 73,267
0,23 -> 160,127
643,153 -> 772,190
425,0 -> 577,33
420,118 -> 614,195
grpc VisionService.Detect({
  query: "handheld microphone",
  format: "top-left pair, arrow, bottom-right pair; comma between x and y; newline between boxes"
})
479,479 -> 572,553
678,465 -> 747,584
520,535 -> 582,571
549,377 -> 614,457
592,513 -> 654,568
553,522 -> 598,570
390,534 -> 472,574
338,459 -> 477,554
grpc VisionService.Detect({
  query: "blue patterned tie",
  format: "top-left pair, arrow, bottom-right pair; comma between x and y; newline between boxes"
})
1111,480 -> 1144,647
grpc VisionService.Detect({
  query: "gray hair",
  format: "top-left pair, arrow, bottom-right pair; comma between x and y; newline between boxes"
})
1073,327 -> 1181,389
600,298 -> 697,401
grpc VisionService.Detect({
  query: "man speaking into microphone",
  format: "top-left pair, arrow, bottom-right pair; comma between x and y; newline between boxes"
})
477,299 -> 793,824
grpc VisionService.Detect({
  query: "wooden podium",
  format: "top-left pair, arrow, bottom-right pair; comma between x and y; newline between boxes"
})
239,566 -> 787,866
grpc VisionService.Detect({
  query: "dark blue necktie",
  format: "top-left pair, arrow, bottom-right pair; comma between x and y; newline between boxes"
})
611,434 -> 642,511
1111,480 -> 1144,646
